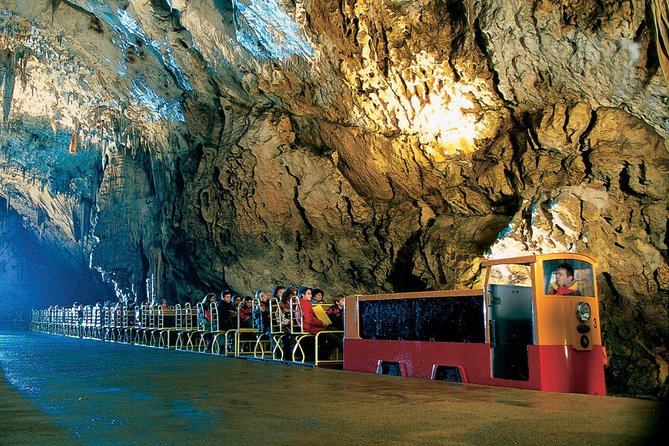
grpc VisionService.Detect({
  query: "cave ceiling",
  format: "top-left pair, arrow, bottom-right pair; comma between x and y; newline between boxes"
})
0,0 -> 667,395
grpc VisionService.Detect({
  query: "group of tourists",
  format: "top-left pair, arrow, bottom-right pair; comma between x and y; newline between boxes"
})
191,285 -> 345,361
197,285 -> 345,335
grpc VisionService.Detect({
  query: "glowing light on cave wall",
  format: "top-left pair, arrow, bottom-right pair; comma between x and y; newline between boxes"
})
414,90 -> 480,155
344,49 -> 487,157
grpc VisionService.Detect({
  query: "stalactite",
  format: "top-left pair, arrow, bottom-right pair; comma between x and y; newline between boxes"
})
465,0 -> 477,40
80,201 -> 86,247
37,207 -> 44,240
15,56 -> 28,105
652,0 -> 669,91
68,119 -> 79,154
51,0 -> 62,22
0,49 -> 16,125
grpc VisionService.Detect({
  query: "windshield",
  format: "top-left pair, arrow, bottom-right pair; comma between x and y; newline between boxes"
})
543,259 -> 594,297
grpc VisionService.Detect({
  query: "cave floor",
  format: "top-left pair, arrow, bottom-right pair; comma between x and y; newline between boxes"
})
0,330 -> 665,445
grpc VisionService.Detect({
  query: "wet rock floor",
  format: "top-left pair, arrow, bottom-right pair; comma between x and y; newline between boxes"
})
0,330 -> 665,445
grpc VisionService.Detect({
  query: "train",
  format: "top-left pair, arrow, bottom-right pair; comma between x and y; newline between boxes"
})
30,252 -> 607,395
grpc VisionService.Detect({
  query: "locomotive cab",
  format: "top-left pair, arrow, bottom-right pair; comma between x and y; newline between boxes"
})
484,253 -> 606,394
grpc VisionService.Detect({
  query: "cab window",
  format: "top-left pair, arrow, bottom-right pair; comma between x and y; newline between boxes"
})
488,263 -> 532,287
543,259 -> 594,297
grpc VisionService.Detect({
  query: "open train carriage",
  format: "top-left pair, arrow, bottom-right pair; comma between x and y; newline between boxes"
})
343,253 -> 606,395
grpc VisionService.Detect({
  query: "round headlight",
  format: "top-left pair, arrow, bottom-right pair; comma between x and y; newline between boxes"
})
576,302 -> 591,322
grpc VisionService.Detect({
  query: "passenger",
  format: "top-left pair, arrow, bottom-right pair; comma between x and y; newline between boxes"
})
271,285 -> 285,302
253,289 -> 271,335
234,295 -> 243,308
275,287 -> 298,356
298,287 -> 329,333
137,301 -> 149,326
326,294 -> 345,330
297,286 -> 342,359
280,286 -> 297,303
279,286 -> 298,330
549,263 -> 581,296
201,293 -> 218,330
269,285 -> 286,331
311,288 -> 326,304
238,296 -> 253,329
159,299 -> 175,329
218,290 -> 237,331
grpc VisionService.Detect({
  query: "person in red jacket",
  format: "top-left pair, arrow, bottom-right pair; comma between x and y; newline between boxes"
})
297,287 -> 342,360
297,287 -> 329,334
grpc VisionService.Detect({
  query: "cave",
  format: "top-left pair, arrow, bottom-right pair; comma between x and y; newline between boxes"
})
0,0 -> 667,397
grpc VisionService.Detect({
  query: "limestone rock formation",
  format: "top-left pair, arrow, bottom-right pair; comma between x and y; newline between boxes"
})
0,0 -> 667,396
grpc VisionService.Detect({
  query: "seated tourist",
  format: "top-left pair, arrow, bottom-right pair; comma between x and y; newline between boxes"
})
298,287 -> 329,334
269,285 -> 286,331
271,285 -> 285,303
273,287 -> 298,356
218,290 -> 237,331
279,286 -> 298,331
253,289 -> 271,335
326,294 -> 345,330
311,288 -> 326,304
238,296 -> 253,329
200,293 -> 218,331
126,301 -> 136,325
297,286 -> 342,360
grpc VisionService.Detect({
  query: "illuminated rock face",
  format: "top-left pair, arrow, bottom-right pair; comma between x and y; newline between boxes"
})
0,1 -> 666,395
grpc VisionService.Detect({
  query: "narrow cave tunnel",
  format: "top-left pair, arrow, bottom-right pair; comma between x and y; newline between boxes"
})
0,195 -> 115,321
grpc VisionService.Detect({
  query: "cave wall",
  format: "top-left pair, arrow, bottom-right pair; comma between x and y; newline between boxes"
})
0,0 -> 666,395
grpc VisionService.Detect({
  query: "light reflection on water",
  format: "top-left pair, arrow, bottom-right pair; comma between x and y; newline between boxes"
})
0,330 -> 663,445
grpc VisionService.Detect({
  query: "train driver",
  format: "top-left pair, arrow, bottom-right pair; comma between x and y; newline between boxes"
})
549,262 -> 581,296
